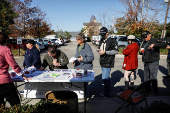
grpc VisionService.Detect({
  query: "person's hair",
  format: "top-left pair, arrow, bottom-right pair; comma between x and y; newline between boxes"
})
48,45 -> 58,54
76,33 -> 85,40
35,44 -> 40,51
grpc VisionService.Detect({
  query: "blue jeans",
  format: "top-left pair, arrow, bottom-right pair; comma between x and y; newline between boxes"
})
101,68 -> 111,96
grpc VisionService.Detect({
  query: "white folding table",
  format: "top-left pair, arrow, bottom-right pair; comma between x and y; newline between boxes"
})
11,69 -> 95,113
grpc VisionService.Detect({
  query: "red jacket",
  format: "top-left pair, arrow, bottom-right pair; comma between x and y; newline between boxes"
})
0,45 -> 22,84
122,42 -> 139,70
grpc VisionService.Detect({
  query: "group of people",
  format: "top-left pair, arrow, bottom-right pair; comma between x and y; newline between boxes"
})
0,26 -> 169,107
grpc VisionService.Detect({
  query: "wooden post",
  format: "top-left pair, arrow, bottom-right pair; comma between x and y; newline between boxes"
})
162,0 -> 170,38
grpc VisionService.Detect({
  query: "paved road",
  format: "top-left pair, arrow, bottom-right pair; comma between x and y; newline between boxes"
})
9,41 -> 170,112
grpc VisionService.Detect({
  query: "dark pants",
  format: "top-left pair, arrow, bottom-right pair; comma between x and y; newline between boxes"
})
144,61 -> 159,94
0,82 -> 20,107
167,58 -> 170,76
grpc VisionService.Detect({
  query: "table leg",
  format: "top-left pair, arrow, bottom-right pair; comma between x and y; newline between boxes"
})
84,82 -> 87,113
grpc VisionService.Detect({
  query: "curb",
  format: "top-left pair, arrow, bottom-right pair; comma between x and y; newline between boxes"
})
14,56 -> 24,59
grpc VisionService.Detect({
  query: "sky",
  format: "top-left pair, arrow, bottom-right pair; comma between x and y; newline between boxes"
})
30,0 -> 126,32
29,0 -> 168,32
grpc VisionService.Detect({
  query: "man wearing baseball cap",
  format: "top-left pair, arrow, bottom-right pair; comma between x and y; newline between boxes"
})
140,31 -> 166,95
97,27 -> 118,98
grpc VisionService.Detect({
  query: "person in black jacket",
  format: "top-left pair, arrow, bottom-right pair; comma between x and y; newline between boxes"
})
97,27 -> 118,98
23,40 -> 41,69
139,31 -> 166,95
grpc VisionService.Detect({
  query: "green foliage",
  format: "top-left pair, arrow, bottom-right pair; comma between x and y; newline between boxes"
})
119,48 -> 168,55
160,49 -> 168,55
0,0 -> 18,37
64,31 -> 72,38
166,22 -> 170,38
0,100 -> 74,113
118,47 -> 124,54
141,101 -> 170,113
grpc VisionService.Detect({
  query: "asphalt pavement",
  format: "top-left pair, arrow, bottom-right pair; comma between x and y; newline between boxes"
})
8,41 -> 170,113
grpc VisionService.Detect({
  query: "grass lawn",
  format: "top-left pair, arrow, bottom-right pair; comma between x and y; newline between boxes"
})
11,49 -> 25,56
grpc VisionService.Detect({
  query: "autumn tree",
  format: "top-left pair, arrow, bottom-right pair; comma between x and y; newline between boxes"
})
28,6 -> 50,38
0,0 -> 18,40
115,0 -> 165,37
7,0 -> 51,39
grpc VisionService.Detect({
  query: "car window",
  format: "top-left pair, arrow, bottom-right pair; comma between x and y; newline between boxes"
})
136,38 -> 141,42
22,39 -> 28,44
6,39 -> 17,44
119,36 -> 127,41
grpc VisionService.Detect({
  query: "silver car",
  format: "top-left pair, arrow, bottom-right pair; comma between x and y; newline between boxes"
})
115,36 -> 129,49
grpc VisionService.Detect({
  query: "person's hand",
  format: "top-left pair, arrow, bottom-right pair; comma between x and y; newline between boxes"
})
149,44 -> 155,50
166,45 -> 170,49
23,67 -> 25,69
72,61 -> 75,66
98,50 -> 105,55
139,50 -> 142,53
21,74 -> 28,81
53,61 -> 61,66
77,55 -> 83,61
40,67 -> 44,71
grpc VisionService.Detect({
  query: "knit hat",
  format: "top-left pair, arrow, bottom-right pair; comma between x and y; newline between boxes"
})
128,35 -> 135,40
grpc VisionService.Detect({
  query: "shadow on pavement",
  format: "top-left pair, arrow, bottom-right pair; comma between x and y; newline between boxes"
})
138,69 -> 144,83
88,74 -> 103,98
159,65 -> 168,76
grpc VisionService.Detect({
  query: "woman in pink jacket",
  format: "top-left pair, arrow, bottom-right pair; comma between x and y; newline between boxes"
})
122,35 -> 139,90
0,31 -> 28,107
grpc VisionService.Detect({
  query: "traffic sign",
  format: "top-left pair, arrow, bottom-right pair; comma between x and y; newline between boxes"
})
17,37 -> 22,44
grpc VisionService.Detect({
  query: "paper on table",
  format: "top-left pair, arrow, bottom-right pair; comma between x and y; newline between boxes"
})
69,57 -> 77,63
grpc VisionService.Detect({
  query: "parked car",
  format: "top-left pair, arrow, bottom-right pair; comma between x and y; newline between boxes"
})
42,38 -> 50,48
61,38 -> 68,43
95,35 -> 102,46
115,36 -> 129,49
35,42 -> 45,50
92,36 -> 98,44
6,39 -> 28,50
85,37 -> 91,42
48,39 -> 59,46
135,37 -> 141,47
51,39 -> 64,46
6,39 -> 18,49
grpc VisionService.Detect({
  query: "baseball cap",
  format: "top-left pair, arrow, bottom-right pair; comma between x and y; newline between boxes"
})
99,27 -> 108,36
142,31 -> 151,38
26,39 -> 35,45
128,35 -> 135,40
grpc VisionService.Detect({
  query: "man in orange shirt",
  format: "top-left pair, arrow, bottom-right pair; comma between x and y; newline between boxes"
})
122,35 -> 139,90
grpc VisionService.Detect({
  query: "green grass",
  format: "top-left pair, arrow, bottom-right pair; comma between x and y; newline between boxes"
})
11,49 -> 25,56
119,48 -> 168,55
